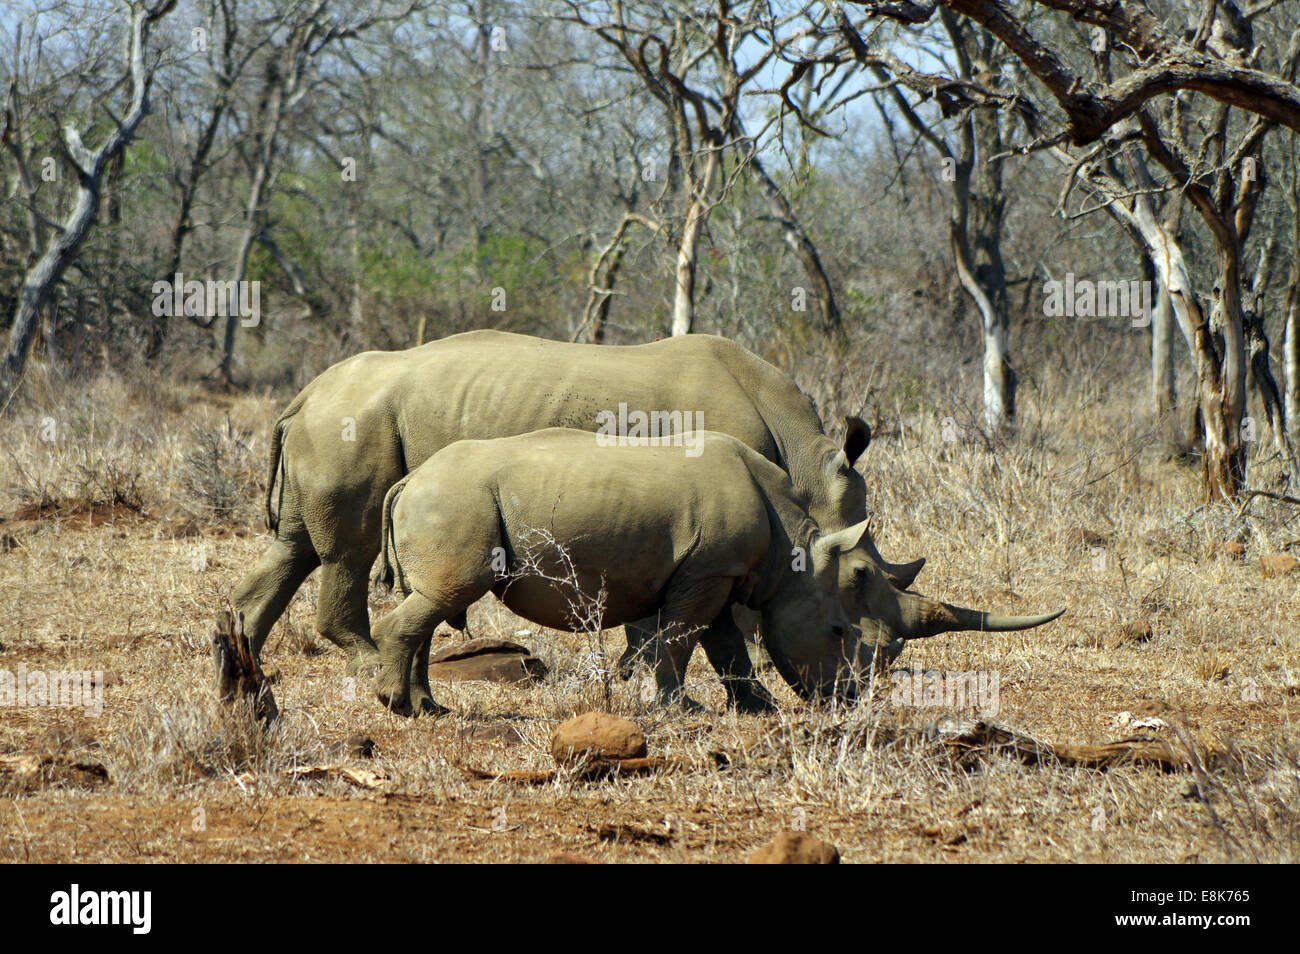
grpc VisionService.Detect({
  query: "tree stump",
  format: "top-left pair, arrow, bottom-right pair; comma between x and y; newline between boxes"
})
210,610 -> 278,727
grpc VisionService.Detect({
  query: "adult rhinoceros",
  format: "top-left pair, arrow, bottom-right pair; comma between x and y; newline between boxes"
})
371,429 -> 1063,714
234,329 -> 921,712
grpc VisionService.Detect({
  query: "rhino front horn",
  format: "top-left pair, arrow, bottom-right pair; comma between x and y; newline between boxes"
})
899,594 -> 1065,641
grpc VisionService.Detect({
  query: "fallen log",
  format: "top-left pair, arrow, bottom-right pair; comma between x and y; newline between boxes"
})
939,720 -> 1187,772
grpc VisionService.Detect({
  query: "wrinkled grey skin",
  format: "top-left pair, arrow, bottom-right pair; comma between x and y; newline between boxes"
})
372,430 -> 868,714
372,429 -> 1064,714
234,330 -> 921,712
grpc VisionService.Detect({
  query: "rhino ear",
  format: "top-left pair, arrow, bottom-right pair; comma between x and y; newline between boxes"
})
841,417 -> 870,469
813,519 -> 873,562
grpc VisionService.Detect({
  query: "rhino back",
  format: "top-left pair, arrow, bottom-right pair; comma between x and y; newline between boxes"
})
394,429 -> 777,627
386,331 -> 787,465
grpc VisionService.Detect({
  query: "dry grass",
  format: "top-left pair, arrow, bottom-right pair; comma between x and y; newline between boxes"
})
0,363 -> 1298,863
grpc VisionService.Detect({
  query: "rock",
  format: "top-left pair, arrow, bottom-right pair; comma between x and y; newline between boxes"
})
1259,554 -> 1299,576
550,712 -> 647,766
747,831 -> 840,864
427,637 -> 548,685
1212,540 -> 1245,559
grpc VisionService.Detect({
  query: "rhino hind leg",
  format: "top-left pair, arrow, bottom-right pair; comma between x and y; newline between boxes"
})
316,559 -> 382,675
619,619 -> 705,709
406,636 -> 442,717
234,529 -> 321,659
372,591 -> 452,717
651,631 -> 704,713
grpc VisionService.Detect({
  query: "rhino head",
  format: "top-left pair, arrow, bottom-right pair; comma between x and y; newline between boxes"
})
761,521 -> 1064,701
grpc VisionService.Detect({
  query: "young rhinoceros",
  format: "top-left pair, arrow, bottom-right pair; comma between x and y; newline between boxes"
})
371,428 -> 871,714
371,429 -> 1063,713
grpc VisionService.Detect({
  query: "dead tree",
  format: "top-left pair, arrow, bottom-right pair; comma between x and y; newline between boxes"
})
0,0 -> 178,395
852,0 -> 1300,499
566,1 -> 841,340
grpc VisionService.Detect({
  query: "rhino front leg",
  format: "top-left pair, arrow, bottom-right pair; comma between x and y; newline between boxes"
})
651,628 -> 704,713
699,611 -> 778,715
373,591 -> 450,717
316,559 -> 382,675
617,619 -> 658,680
649,579 -> 736,711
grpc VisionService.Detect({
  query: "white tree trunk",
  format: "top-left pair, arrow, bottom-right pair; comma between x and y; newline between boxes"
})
982,322 -> 1009,431
1151,278 -> 1178,447
671,147 -> 720,337
1286,294 -> 1299,442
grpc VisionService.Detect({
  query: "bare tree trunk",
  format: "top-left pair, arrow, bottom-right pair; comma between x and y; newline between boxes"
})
1287,287 -> 1299,442
671,144 -> 720,337
0,2 -> 176,394
150,19 -> 236,362
1285,143 -> 1300,442
219,51 -> 287,384
950,135 -> 1013,431
348,196 -> 364,338
220,140 -> 275,383
576,212 -> 660,344
1149,271 -> 1179,452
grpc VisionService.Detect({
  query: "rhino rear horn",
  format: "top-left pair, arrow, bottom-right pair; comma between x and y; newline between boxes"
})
884,557 -> 925,590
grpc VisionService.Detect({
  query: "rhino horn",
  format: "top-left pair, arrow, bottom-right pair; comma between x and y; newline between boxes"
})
884,556 -> 925,590
897,593 -> 1065,640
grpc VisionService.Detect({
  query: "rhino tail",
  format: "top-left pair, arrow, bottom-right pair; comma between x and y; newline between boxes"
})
375,474 -> 412,593
263,386 -> 313,532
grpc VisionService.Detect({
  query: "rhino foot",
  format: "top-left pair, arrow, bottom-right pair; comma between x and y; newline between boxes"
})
409,686 -> 450,718
411,696 -> 451,718
345,646 -> 382,677
374,666 -> 412,716
728,682 -> 779,715
615,643 -> 646,681
653,689 -> 705,713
